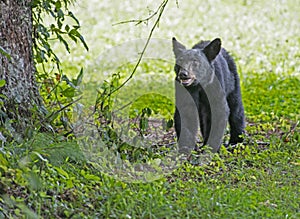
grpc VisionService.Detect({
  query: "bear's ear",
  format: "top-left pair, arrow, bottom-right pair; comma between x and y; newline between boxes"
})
172,37 -> 186,58
203,38 -> 221,62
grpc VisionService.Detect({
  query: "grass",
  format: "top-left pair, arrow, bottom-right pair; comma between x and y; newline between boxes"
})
1,0 -> 300,218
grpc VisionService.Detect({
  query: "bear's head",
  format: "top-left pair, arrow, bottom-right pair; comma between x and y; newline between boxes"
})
172,37 -> 221,88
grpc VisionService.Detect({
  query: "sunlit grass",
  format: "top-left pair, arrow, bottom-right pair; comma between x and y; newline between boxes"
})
55,0 -> 299,78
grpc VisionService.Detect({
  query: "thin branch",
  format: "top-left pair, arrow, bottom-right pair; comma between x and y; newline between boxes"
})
45,96 -> 82,121
84,0 -> 169,124
109,0 -> 169,96
113,101 -> 133,114
113,8 -> 159,26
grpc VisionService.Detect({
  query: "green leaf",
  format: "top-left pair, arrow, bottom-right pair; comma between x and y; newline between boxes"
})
143,107 -> 152,117
57,19 -> 63,29
69,29 -> 89,51
68,11 -> 80,26
30,0 -> 39,8
57,34 -> 70,53
0,79 -> 6,87
62,74 -> 76,88
0,46 -> 11,60
68,29 -> 78,43
166,119 -> 173,130
62,87 -> 75,98
54,166 -> 69,179
82,173 -> 101,181
57,9 -> 64,19
35,49 -> 46,63
139,117 -> 148,131
78,34 -> 89,51
0,153 -> 8,166
55,1 -> 62,10
73,68 -> 83,86
65,24 -> 70,32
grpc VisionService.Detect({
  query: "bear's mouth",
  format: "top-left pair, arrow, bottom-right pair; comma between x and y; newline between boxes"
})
179,77 -> 195,86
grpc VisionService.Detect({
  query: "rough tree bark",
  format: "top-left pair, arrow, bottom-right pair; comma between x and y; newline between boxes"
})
0,0 -> 45,137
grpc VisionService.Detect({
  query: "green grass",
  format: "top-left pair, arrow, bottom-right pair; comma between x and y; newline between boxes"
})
1,0 -> 300,218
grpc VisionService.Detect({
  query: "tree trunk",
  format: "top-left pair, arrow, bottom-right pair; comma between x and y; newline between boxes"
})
0,0 -> 44,139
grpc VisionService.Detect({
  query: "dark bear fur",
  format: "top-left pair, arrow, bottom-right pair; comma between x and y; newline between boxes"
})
172,37 -> 245,153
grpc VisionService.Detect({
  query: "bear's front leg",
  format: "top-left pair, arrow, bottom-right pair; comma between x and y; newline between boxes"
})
174,82 -> 199,154
200,80 -> 229,152
175,106 -> 198,154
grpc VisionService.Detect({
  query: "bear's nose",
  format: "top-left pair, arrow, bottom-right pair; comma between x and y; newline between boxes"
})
179,69 -> 189,79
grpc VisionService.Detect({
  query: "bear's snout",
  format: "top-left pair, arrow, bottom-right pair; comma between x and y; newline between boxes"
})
178,69 -> 190,79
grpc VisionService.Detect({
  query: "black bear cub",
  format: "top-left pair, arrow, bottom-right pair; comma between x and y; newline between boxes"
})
172,37 -> 245,153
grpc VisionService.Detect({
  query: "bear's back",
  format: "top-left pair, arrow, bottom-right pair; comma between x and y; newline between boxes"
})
193,40 -> 238,95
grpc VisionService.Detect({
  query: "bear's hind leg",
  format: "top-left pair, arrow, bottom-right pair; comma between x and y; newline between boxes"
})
228,94 -> 245,144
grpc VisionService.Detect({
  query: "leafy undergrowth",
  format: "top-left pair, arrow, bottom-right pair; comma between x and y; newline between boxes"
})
0,73 -> 299,218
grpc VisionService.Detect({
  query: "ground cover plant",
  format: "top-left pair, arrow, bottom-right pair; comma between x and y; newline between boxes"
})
0,0 -> 299,218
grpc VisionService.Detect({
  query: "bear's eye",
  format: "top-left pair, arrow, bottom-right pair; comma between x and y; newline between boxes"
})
192,60 -> 199,67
